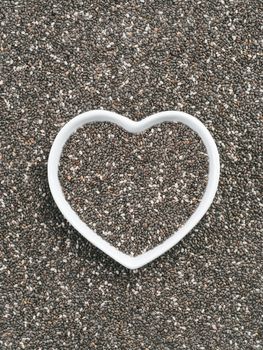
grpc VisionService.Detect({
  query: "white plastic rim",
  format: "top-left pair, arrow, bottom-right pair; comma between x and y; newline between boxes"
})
48,110 -> 220,269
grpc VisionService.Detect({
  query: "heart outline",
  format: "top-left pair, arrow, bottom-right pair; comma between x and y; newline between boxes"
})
48,110 -> 220,269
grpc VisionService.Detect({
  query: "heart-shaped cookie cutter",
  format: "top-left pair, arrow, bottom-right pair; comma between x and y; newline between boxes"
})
48,110 -> 220,269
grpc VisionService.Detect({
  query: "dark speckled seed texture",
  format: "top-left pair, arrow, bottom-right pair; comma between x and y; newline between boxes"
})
59,122 -> 208,256
1,1 -> 262,349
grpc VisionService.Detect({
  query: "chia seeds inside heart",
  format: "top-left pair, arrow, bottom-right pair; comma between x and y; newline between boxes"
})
59,121 -> 209,256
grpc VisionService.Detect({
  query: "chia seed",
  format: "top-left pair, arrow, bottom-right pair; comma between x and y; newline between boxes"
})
59,121 -> 208,255
2,0 -> 262,348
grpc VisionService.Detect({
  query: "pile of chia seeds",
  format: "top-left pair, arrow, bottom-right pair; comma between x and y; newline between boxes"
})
2,0 -> 262,348
59,122 -> 208,255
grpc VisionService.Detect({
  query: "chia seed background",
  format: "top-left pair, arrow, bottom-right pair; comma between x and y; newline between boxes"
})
1,1 -> 262,349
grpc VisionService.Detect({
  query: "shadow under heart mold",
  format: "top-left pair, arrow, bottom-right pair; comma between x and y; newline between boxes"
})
58,121 -> 208,256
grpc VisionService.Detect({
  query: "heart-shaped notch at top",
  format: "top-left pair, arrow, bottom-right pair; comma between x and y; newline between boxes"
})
48,110 -> 220,269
